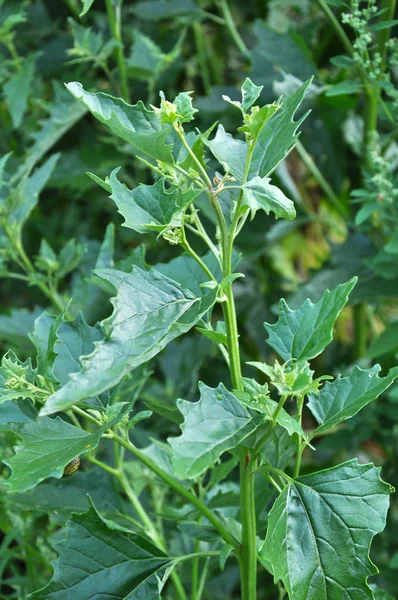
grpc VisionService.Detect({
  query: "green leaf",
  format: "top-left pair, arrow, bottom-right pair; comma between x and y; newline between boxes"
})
40,267 -> 217,415
204,125 -> 247,180
249,78 -> 312,178
371,585 -> 394,600
4,412 -> 125,493
329,55 -> 354,67
0,307 -> 40,351
222,77 -> 263,113
169,382 -> 259,479
5,154 -> 59,227
265,278 -> 357,362
29,501 -> 168,599
307,365 -> 398,434
261,460 -> 391,600
66,82 -> 175,164
325,80 -> 362,97
242,176 -> 296,221
15,82 -> 88,182
79,0 -> 95,16
261,424 -> 296,470
174,91 -> 198,123
0,350 -> 37,404
109,168 -> 201,234
29,310 -> 66,384
368,322 -> 398,358
4,54 -> 35,129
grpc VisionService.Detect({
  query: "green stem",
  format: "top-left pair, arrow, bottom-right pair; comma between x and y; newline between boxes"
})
105,0 -> 130,101
239,452 -> 257,600
110,433 -> 237,548
180,228 -> 217,282
216,0 -> 250,59
377,0 -> 397,68
196,556 -> 211,600
295,141 -> 346,217
192,22 -> 212,95
315,0 -> 354,56
293,396 -> 305,478
192,539 -> 200,600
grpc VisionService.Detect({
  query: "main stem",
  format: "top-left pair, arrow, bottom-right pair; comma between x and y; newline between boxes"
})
105,0 -> 129,102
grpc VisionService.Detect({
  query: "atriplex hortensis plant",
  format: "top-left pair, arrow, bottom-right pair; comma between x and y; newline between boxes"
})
2,79 -> 397,600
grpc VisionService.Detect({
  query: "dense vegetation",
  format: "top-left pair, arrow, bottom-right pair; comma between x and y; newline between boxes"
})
0,1 -> 398,599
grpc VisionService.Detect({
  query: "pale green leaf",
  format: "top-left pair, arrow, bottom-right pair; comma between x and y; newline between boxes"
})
308,365 -> 398,434
242,176 -> 296,220
169,382 -> 259,479
174,90 -> 198,123
261,460 -> 391,600
40,267 -> 217,415
241,77 -> 263,112
265,278 -> 357,362
29,502 -> 168,599
66,82 -> 175,164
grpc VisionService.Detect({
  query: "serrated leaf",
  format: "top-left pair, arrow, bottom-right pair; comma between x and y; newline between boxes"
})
261,424 -> 296,470
242,176 -> 296,220
109,168 -> 201,234
241,78 -> 263,112
204,125 -> 247,180
169,382 -> 259,479
4,53 -> 35,129
174,91 -> 197,123
261,460 -> 391,600
40,267 -> 217,415
265,278 -> 357,362
29,501 -> 168,599
249,78 -> 312,178
66,82 -> 175,164
308,365 -> 398,434
4,411 -> 126,493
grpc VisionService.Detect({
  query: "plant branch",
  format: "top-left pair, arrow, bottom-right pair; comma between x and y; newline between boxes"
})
105,0 -> 129,102
110,433 -> 238,548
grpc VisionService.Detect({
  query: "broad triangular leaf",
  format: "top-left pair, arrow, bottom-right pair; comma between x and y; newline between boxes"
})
249,78 -> 312,178
66,82 -> 175,164
204,125 -> 247,180
169,382 -> 259,479
29,502 -> 168,599
4,410 -> 126,492
109,168 -> 201,234
261,460 -> 391,600
242,176 -> 296,220
308,365 -> 398,434
265,278 -> 357,362
40,267 -> 217,415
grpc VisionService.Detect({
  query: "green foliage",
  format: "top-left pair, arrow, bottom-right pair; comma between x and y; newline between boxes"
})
1,1 -> 398,599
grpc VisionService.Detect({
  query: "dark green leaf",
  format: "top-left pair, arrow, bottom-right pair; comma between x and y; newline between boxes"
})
265,278 -> 357,361
368,322 -> 398,358
308,365 -> 398,434
325,80 -> 362,97
4,414 -> 123,493
40,267 -> 217,415
169,382 -> 259,479
4,54 -> 35,129
29,501 -> 168,599
261,460 -> 391,600
66,82 -> 175,164
249,79 -> 312,178
109,168 -> 201,234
